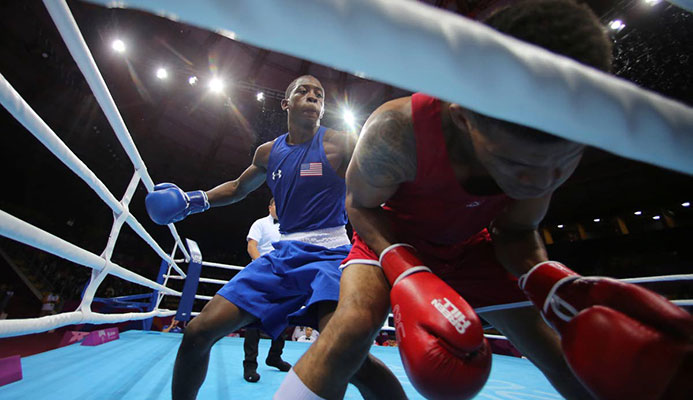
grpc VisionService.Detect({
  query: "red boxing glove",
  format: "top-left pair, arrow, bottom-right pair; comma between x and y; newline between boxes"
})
519,261 -> 693,400
380,244 -> 491,400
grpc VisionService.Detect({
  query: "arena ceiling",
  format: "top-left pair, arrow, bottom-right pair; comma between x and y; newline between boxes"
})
1,0 -> 691,263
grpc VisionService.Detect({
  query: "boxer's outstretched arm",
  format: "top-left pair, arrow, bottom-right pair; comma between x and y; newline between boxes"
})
346,99 -> 416,255
490,195 -> 552,277
206,141 -> 272,207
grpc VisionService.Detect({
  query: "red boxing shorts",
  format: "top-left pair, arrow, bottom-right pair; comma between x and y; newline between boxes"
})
342,229 -> 527,309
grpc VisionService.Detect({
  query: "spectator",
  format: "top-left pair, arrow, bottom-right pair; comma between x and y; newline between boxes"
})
0,284 -> 14,319
242,197 -> 291,383
291,326 -> 306,341
375,331 -> 390,346
39,291 -> 59,317
296,327 -> 318,343
163,318 -> 184,333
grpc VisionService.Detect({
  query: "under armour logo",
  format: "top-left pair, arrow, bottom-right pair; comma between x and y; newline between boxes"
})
272,169 -> 282,180
466,201 -> 482,208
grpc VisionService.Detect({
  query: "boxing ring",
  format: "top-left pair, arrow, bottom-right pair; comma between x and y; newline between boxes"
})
1,0 -> 692,399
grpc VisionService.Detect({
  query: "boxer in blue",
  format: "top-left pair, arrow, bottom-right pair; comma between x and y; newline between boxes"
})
145,75 -> 404,399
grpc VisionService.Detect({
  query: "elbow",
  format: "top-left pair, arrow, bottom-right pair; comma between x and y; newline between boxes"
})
231,180 -> 252,202
345,192 -> 365,222
345,191 -> 370,214
345,192 -> 356,213
227,180 -> 241,197
210,181 -> 241,206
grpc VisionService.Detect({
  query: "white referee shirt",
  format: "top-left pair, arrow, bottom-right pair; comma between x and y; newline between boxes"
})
247,214 -> 281,256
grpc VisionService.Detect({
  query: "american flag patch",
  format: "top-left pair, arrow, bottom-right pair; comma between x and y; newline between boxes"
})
300,162 -> 323,177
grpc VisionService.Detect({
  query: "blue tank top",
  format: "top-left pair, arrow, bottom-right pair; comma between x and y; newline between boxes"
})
266,126 -> 348,234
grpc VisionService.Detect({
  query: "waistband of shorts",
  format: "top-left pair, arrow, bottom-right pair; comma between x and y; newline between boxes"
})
280,225 -> 351,249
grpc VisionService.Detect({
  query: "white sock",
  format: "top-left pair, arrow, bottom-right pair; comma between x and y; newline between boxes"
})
273,368 -> 326,400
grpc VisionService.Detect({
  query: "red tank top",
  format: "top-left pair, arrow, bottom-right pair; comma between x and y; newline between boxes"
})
383,93 -> 510,261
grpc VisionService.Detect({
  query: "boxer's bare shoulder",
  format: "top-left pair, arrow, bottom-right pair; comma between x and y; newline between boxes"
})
252,139 -> 276,169
351,97 -> 416,187
323,128 -> 357,178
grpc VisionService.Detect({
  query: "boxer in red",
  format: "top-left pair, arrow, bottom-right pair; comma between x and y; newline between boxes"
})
275,1 -> 693,399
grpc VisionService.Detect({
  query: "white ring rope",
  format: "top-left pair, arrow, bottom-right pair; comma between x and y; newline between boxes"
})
199,277 -> 229,285
184,262 -> 692,323
0,210 -> 180,337
43,0 -> 191,261
0,0 -> 208,337
484,334 -> 509,340
201,261 -> 245,271
189,252 -> 692,318
42,0 -> 149,189
475,301 -> 533,314
156,261 -> 242,314
153,241 -> 184,310
86,0 -> 693,175
169,262 -> 240,317
475,299 -> 693,314
0,74 -> 185,278
0,74 -> 186,336
0,308 -> 176,338
183,274 -> 693,332
0,212 -> 180,298
621,273 -> 693,284
474,273 -> 693,314
3,0 -> 690,338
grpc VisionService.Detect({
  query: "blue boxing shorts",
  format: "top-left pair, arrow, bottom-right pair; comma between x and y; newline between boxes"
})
217,240 -> 350,339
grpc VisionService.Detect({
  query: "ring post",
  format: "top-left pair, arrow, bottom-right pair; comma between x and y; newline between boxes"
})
144,259 -> 169,330
176,239 -> 202,322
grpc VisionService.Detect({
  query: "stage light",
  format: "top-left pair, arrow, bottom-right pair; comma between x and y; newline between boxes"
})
156,67 -> 168,80
208,78 -> 224,94
682,202 -> 690,208
343,109 -> 355,128
634,211 -> 642,215
111,39 -> 126,53
609,19 -> 625,31
652,215 -> 661,220
188,76 -> 198,86
557,224 -> 564,229
256,92 -> 264,101
593,218 -> 600,223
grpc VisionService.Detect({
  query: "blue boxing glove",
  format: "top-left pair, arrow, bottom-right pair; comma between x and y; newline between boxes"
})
145,183 -> 210,225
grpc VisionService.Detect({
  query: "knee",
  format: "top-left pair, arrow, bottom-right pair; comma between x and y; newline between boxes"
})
331,300 -> 388,346
352,354 -> 382,382
351,353 -> 403,395
181,318 -> 217,350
